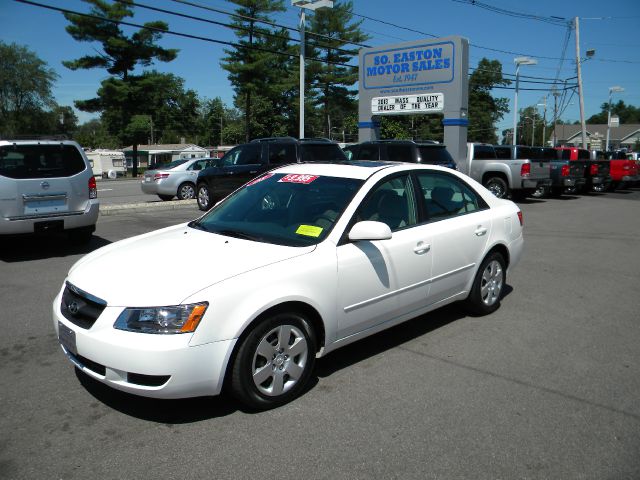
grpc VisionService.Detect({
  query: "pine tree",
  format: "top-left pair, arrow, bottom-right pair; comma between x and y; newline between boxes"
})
306,0 -> 369,138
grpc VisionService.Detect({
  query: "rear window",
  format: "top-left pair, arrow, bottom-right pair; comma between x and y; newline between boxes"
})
0,144 -> 86,179
300,144 -> 347,162
418,146 -> 454,165
386,144 -> 413,162
577,149 -> 590,160
559,150 -> 571,160
472,145 -> 497,160
494,147 -> 512,159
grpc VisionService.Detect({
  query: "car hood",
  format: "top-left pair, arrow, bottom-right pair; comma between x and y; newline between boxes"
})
66,223 -> 315,307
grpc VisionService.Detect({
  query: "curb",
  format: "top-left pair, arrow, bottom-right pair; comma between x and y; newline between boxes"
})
100,199 -> 198,216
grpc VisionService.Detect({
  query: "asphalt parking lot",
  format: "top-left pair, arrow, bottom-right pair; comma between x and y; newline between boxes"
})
1,188 -> 639,479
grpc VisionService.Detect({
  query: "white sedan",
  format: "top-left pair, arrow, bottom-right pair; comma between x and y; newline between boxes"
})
53,162 -> 523,409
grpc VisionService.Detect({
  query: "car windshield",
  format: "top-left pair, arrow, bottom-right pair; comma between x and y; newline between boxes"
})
157,159 -> 188,170
190,172 -> 364,247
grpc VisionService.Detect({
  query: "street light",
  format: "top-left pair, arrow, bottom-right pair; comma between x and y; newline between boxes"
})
292,0 -> 333,139
512,56 -> 537,146
605,86 -> 624,151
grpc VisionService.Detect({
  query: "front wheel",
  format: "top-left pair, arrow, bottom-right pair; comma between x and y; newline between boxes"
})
484,177 -> 509,199
230,312 -> 317,410
196,183 -> 212,211
465,252 -> 506,316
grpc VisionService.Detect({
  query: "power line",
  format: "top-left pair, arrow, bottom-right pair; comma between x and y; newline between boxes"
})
451,0 -> 570,26
14,0 -> 359,70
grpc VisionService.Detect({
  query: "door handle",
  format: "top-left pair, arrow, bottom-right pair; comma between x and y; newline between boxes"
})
475,226 -> 488,236
414,242 -> 430,255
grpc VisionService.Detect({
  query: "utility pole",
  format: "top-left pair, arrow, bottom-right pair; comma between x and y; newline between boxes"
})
575,16 -> 588,149
552,87 -> 560,147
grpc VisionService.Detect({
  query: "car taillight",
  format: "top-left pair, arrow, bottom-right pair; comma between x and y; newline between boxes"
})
89,176 -> 97,199
517,210 -> 523,226
590,164 -> 599,176
561,165 -> 570,177
154,173 -> 170,181
520,163 -> 530,177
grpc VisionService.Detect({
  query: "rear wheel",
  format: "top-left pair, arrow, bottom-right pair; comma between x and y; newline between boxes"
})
177,182 -> 196,200
197,183 -> 212,211
484,177 -> 509,199
231,312 -> 316,410
466,252 -> 506,315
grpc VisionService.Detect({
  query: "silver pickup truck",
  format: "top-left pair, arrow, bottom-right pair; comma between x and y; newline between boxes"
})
456,143 -> 552,199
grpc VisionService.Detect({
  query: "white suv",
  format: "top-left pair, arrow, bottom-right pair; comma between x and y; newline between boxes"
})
0,139 -> 99,243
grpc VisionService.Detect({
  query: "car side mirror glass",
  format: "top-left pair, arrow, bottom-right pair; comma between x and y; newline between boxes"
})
348,221 -> 392,241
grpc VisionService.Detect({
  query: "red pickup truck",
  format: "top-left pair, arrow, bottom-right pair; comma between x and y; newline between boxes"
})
606,150 -> 639,190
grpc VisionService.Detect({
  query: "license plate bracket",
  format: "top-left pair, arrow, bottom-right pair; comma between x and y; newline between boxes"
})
58,321 -> 77,356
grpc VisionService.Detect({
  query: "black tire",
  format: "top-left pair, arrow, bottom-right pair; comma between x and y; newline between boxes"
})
531,186 -> 548,198
484,176 -> 509,199
158,194 -> 174,201
177,182 -> 196,200
197,183 -> 212,211
67,226 -> 94,245
231,311 -> 317,410
465,251 -> 506,316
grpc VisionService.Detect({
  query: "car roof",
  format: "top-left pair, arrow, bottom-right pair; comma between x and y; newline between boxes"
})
270,160 -> 449,181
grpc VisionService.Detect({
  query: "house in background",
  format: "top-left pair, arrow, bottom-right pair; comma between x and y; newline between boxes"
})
122,144 -> 208,172
551,124 -> 640,150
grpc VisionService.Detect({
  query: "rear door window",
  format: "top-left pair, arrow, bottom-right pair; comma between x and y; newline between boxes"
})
0,145 -> 86,179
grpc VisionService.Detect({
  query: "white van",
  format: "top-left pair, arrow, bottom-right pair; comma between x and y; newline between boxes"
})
0,139 -> 99,243
85,150 -> 126,179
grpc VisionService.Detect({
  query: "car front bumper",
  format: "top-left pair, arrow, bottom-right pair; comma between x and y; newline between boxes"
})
52,290 -> 236,399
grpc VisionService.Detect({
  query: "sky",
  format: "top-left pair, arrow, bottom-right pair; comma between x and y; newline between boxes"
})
2,0 -> 639,141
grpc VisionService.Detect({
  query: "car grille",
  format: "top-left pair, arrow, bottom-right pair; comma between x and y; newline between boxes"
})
60,282 -> 107,329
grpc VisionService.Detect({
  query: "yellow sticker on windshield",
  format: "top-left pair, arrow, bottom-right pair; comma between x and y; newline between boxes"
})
296,225 -> 323,237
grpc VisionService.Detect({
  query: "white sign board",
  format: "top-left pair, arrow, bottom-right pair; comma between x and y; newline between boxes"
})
371,93 -> 444,115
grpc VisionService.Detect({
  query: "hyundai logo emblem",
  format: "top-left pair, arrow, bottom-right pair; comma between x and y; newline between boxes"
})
41,181 -> 50,190
68,302 -> 80,315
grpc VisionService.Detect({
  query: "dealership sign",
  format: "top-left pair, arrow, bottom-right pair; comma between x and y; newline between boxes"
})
358,36 -> 469,162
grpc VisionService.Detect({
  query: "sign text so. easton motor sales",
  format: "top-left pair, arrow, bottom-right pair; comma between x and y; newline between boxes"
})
362,41 -> 455,91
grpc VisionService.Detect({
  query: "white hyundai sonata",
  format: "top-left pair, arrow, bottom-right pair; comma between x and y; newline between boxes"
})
53,161 -> 523,409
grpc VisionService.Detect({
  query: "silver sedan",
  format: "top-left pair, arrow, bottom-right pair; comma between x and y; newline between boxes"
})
141,158 -> 217,201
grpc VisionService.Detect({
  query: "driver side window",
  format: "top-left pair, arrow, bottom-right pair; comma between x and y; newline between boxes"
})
356,174 -> 417,231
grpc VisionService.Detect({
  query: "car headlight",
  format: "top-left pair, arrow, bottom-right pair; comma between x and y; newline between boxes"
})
114,303 -> 208,334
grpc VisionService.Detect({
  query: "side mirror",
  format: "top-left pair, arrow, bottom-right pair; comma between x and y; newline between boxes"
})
348,221 -> 392,241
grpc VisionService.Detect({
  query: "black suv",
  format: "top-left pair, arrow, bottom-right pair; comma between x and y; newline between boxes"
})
196,137 -> 347,210
343,140 -> 457,169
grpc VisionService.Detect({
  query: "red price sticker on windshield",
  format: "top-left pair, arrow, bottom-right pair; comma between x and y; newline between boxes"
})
279,174 -> 319,184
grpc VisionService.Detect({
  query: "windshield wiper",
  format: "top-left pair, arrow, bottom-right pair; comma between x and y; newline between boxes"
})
216,229 -> 260,241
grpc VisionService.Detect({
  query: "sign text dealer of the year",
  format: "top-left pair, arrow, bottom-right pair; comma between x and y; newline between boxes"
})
371,93 -> 444,115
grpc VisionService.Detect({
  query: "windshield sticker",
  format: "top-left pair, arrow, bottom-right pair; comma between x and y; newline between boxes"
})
279,174 -> 319,184
296,225 -> 323,237
246,173 -> 274,187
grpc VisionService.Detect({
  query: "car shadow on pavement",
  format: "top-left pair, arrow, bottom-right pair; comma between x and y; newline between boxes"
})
75,369 -> 237,423
316,286 -> 513,379
0,234 -> 111,262
73,286 -> 513,421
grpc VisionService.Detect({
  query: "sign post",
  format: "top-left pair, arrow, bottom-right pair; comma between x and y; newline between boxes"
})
358,36 -> 469,162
